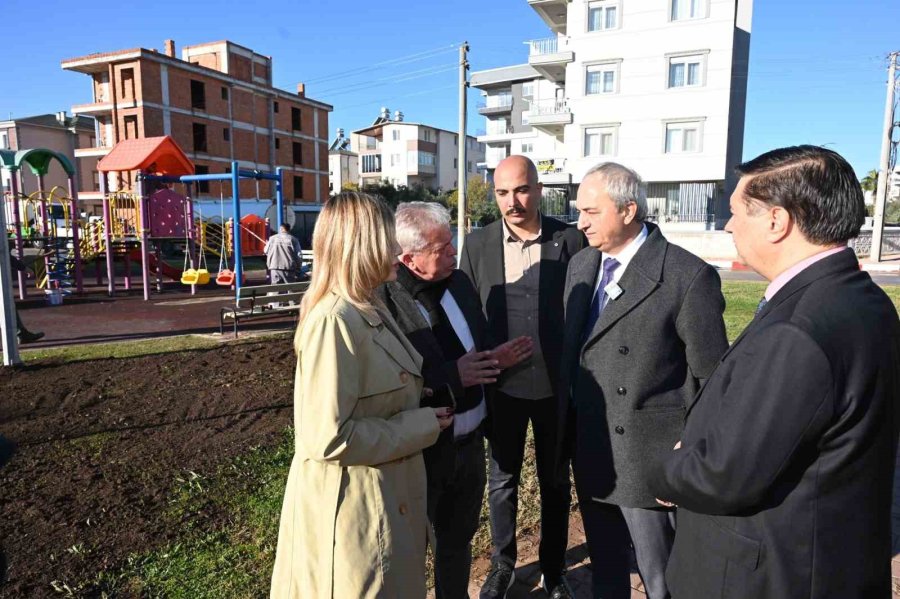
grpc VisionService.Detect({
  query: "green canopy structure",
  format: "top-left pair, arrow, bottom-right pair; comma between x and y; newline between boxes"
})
10,148 -> 75,177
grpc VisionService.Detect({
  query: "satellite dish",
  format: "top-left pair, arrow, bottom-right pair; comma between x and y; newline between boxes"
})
265,203 -> 296,229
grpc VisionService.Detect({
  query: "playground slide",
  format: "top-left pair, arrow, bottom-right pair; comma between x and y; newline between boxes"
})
128,249 -> 182,281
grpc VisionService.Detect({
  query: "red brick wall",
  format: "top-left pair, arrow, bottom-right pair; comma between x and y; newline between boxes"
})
139,61 -> 162,104
229,53 -> 252,83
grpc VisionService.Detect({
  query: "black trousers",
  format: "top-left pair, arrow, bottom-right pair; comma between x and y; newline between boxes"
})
576,498 -> 632,599
427,429 -> 486,599
486,392 -> 570,578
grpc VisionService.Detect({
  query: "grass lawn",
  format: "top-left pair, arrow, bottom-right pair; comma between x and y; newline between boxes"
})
71,280 -> 900,596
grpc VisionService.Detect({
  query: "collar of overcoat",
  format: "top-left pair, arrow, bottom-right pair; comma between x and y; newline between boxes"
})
361,298 -> 423,376
569,222 -> 667,351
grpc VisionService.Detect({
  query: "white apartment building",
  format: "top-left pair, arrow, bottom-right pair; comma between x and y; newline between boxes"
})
471,0 -> 753,226
350,109 -> 485,191
328,128 -> 359,194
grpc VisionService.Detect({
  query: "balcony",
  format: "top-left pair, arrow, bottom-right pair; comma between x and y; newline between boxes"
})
536,158 -> 571,185
527,99 -> 573,135
527,37 -> 573,82
528,0 -> 569,34
478,96 -> 514,116
484,145 -> 511,169
71,99 -> 138,115
477,124 -> 523,145
409,163 -> 437,175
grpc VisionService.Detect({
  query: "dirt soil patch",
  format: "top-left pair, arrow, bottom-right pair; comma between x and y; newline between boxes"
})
0,338 -> 296,597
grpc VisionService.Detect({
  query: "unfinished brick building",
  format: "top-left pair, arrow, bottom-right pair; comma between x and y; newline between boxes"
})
62,39 -> 331,209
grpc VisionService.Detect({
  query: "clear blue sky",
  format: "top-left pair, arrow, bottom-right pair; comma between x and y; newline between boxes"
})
0,0 -> 896,177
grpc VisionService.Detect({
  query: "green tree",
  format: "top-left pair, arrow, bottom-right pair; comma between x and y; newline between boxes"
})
860,170 -> 879,217
447,176 -> 500,226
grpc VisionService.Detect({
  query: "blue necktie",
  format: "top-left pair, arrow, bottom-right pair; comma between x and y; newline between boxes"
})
583,257 -> 620,341
755,297 -> 768,318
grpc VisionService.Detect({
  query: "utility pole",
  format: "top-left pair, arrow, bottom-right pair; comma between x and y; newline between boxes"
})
871,51 -> 898,262
456,42 -> 469,255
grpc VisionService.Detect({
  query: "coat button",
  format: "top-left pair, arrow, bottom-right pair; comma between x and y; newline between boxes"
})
398,503 -> 408,515
618,346 -> 629,355
615,426 -> 625,435
399,372 -> 409,383
617,387 -> 626,396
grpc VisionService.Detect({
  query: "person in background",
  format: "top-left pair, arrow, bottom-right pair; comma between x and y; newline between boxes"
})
270,192 -> 451,599
264,223 -> 303,284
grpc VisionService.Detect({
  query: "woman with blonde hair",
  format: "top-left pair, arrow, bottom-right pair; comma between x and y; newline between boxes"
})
270,192 -> 453,599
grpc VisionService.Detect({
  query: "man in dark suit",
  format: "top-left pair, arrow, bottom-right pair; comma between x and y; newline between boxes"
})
459,155 -> 586,599
651,145 -> 900,599
377,202 -> 533,599
557,162 -> 728,599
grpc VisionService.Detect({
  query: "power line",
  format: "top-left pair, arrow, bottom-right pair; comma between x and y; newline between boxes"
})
304,43 -> 461,86
316,62 -> 458,97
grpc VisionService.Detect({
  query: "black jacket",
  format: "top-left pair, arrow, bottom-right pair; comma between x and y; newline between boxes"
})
650,248 -> 900,599
458,215 -> 586,397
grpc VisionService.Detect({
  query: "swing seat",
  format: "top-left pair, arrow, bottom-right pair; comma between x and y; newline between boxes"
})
181,268 -> 200,285
216,269 -> 236,286
195,268 -> 211,285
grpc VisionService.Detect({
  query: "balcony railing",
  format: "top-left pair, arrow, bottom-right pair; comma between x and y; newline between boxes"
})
485,124 -> 514,136
529,37 -> 560,56
528,99 -> 570,117
478,96 -> 513,110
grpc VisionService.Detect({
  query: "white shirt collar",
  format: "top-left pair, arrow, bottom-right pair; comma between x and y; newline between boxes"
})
596,223 -> 649,291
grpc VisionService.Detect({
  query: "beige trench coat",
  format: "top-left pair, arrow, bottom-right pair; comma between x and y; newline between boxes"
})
270,292 -> 441,599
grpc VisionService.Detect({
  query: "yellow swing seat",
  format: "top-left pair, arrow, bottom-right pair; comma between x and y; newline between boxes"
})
181,268 -> 199,285
195,268 -> 211,285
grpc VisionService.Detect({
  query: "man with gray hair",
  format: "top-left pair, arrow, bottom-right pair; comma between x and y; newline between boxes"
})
376,202 -> 533,599
555,163 -> 728,598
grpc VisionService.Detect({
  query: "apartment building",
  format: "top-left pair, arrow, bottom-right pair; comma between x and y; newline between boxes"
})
328,128 -> 359,194
0,112 -> 97,196
350,109 -> 485,191
61,39 -> 331,209
471,0 -> 752,226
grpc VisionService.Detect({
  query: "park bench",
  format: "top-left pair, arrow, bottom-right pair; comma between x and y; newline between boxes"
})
219,281 -> 310,337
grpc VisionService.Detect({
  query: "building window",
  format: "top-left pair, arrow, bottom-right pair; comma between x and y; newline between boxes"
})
664,121 -> 702,153
195,165 -> 210,193
293,175 -> 304,200
293,142 -> 303,164
521,143 -> 533,153
192,123 -> 207,153
291,107 -> 302,131
423,129 -> 432,142
124,115 -> 138,140
668,54 -> 705,88
585,63 -> 619,95
392,130 -> 400,141
454,158 -> 458,168
521,106 -> 530,126
223,127 -> 230,141
522,81 -> 535,97
361,154 -> 382,173
588,1 -> 619,31
221,87 -> 228,100
275,137 -> 280,149
0,131 -> 9,149
467,161 -> 473,172
584,126 -> 618,157
390,153 -> 401,167
121,68 -> 136,100
92,171 -> 100,191
670,0 -> 707,21
273,101 -> 280,113
190,80 -> 206,110
408,151 -> 436,167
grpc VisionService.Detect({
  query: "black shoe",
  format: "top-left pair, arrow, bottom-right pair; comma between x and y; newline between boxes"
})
480,562 -> 515,599
541,573 -> 574,599
17,330 -> 44,344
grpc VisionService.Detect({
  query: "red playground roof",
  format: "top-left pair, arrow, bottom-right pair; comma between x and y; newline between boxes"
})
97,136 -> 194,176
